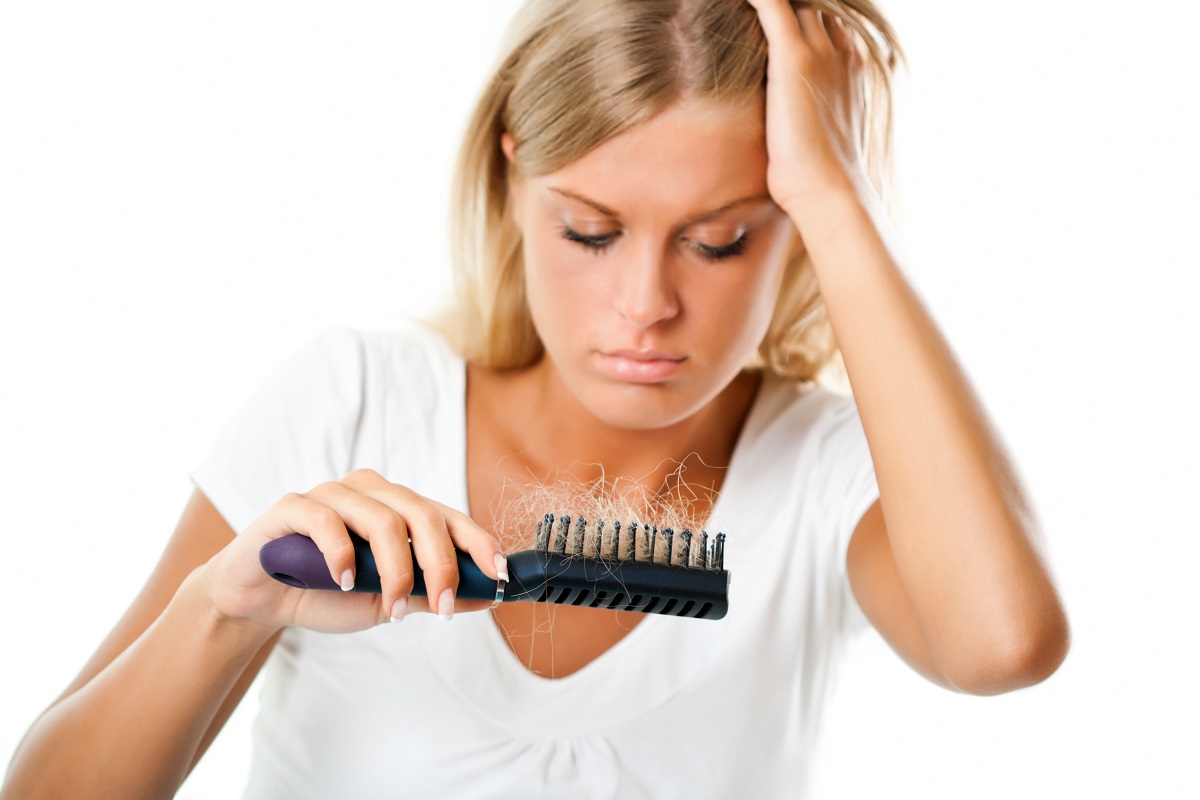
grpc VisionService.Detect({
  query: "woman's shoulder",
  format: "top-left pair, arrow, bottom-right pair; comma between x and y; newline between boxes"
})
732,373 -> 872,497
261,320 -> 464,430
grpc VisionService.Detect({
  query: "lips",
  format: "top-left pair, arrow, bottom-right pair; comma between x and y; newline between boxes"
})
597,348 -> 686,383
601,348 -> 686,362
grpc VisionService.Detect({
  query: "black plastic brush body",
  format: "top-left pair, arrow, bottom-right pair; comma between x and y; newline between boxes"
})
259,513 -> 730,620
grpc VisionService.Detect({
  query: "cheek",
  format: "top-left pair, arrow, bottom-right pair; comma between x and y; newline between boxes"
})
523,231 -> 562,309
746,225 -> 795,312
521,229 -> 596,345
523,227 -> 607,305
711,271 -> 781,350
704,230 -> 791,317
691,251 -> 790,362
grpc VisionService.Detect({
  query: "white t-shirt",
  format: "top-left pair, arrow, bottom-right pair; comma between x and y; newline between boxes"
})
190,320 -> 881,799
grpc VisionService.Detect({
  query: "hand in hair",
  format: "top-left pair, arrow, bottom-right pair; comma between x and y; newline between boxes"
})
746,1 -> 868,215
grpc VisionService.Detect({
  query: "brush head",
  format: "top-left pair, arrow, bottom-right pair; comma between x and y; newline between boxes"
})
503,514 -> 730,620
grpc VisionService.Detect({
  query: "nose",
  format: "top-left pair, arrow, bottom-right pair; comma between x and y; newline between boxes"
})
615,242 -> 680,330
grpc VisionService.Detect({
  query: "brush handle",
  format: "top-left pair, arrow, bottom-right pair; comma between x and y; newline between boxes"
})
259,533 -> 500,601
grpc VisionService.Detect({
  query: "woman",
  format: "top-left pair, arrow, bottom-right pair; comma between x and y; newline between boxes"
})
1,0 -> 1069,797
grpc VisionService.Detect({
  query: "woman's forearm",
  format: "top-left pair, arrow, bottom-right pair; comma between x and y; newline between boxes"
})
2,568 -> 279,800
793,179 -> 1069,686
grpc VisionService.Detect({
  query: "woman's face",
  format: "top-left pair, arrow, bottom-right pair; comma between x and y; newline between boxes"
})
503,95 -> 800,431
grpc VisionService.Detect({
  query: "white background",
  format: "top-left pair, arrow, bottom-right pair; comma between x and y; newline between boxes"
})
1,1 -> 1197,797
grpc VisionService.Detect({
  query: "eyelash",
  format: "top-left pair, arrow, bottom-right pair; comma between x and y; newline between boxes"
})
558,225 -> 751,263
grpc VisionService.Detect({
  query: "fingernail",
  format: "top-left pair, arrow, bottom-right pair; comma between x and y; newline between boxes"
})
438,588 -> 455,621
390,597 -> 408,623
340,569 -> 355,592
494,553 -> 509,582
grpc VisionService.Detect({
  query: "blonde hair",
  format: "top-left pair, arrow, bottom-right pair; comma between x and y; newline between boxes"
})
428,0 -> 906,386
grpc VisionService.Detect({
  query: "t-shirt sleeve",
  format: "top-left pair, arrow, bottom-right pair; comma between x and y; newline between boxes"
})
818,394 -> 881,636
189,325 -> 369,535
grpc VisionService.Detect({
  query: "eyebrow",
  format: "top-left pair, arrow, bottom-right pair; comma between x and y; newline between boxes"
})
547,187 -> 773,227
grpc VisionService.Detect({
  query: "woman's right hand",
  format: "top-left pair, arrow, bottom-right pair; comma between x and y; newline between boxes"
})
199,468 -> 507,632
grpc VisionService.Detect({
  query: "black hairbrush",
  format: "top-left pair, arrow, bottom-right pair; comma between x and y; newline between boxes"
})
259,513 -> 730,620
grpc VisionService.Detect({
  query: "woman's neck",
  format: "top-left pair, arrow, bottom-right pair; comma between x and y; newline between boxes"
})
483,360 -> 762,487
466,361 -> 764,553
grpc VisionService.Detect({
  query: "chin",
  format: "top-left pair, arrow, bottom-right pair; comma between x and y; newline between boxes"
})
579,375 -> 713,431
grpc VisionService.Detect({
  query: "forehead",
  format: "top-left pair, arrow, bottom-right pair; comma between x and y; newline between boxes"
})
531,95 -> 768,220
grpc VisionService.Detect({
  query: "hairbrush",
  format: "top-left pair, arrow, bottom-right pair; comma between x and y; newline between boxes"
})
259,513 -> 729,620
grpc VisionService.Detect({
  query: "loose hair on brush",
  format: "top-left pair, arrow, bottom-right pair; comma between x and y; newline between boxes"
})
428,0 -> 906,387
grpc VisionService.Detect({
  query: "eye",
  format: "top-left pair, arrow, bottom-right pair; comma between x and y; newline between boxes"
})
559,224 -> 619,255
692,232 -> 751,263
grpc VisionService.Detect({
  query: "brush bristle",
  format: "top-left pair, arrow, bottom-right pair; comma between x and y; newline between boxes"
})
534,513 -> 725,570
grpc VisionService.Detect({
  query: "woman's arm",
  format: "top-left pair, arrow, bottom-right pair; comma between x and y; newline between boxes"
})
4,572 -> 277,800
813,184 -> 1069,695
746,1 -> 1069,694
3,471 -> 507,799
1,490 -> 279,800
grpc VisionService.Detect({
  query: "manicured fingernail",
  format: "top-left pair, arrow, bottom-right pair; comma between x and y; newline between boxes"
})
438,588 -> 455,621
340,569 -> 355,592
390,597 -> 408,622
494,553 -> 509,582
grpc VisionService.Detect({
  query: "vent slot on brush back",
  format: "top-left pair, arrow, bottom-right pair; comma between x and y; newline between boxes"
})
504,521 -> 730,620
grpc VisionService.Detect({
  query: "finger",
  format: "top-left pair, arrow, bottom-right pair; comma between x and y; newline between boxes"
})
826,13 -> 861,64
344,469 -> 507,598
429,499 -> 508,583
305,481 -> 416,621
402,503 -> 460,619
839,17 -> 867,67
820,8 -> 840,37
364,494 -> 507,614
402,501 -> 506,620
338,474 -> 460,619
339,470 -> 450,618
260,492 -> 358,591
798,7 -> 834,56
745,0 -> 805,51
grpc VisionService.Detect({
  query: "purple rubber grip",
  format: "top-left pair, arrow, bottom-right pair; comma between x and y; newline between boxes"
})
259,534 -> 345,590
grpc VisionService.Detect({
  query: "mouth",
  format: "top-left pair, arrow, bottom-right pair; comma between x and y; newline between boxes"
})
597,350 -> 687,383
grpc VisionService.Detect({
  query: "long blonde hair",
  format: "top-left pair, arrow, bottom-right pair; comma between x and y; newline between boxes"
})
429,0 -> 905,386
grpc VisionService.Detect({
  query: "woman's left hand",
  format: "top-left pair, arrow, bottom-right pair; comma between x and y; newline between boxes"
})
746,0 -> 869,217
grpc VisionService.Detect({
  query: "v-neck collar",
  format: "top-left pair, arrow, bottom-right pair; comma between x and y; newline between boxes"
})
413,353 -> 784,736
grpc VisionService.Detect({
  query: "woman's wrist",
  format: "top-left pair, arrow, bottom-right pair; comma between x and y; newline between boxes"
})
186,563 -> 283,644
780,169 -> 873,229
